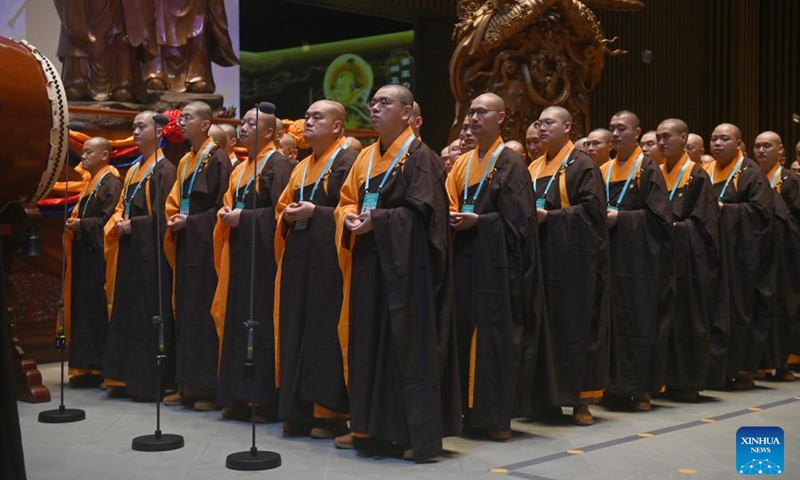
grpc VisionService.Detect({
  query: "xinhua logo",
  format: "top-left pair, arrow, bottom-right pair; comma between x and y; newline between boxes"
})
736,426 -> 784,475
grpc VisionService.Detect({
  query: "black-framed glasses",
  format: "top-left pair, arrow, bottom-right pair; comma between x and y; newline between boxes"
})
466,108 -> 501,118
368,97 -> 407,108
533,118 -> 560,130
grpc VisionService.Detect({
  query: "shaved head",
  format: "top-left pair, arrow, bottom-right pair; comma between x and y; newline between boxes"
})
85,136 -> 112,154
710,123 -> 744,165
473,92 -> 506,111
612,110 -> 640,129
586,129 -> 612,166
659,119 -> 689,135
345,136 -> 362,152
408,100 -> 423,136
754,130 -> 784,174
381,84 -> 414,106
184,101 -> 213,121
589,128 -> 611,143
208,124 -> 227,150
541,106 -> 572,123
715,123 -> 742,141
505,140 -> 525,157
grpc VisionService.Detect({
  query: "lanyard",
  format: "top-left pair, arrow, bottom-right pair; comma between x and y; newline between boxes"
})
180,142 -> 215,199
532,148 -> 573,198
462,142 -> 504,205
770,166 -> 782,188
667,159 -> 693,201
235,149 -> 276,203
124,155 -> 163,206
711,156 -> 744,201
605,153 -> 643,206
364,134 -> 415,192
79,171 -> 111,218
300,146 -> 342,202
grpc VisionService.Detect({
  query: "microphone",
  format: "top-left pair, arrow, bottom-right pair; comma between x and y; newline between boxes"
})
257,102 -> 276,114
153,114 -> 170,126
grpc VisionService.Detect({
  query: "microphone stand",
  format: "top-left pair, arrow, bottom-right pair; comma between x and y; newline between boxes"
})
39,126 -> 86,424
132,118 -> 183,451
225,104 -> 281,471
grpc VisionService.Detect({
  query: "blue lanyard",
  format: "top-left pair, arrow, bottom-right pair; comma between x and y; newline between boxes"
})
668,159 -> 692,201
180,141 -> 215,199
80,171 -> 111,218
365,134 -> 416,192
300,146 -> 342,202
711,156 -> 744,201
124,155 -> 163,205
605,153 -> 643,206
462,142 -> 504,204
770,166 -> 782,188
532,148 -> 573,198
235,149 -> 276,202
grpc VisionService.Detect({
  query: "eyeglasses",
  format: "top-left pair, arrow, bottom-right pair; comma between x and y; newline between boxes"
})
466,108 -> 501,118
368,97 -> 407,108
533,118 -> 560,130
178,113 -> 195,124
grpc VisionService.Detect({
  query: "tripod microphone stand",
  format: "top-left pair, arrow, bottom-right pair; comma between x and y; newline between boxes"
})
39,122 -> 86,424
225,103 -> 281,471
132,115 -> 183,451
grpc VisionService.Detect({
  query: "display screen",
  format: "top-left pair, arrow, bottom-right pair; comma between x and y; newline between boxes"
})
240,31 -> 414,130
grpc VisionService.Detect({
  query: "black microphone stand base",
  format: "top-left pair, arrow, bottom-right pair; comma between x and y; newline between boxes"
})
226,449 -> 281,471
38,407 -> 86,424
132,432 -> 184,452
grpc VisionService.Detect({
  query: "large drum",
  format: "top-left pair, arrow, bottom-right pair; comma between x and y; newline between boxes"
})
0,36 -> 69,206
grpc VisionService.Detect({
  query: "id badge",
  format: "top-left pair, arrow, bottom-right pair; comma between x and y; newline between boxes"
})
361,192 -> 379,213
123,201 -> 131,220
535,198 -> 546,210
235,201 -> 245,210
607,205 -> 618,211
179,198 -> 190,216
461,203 -> 475,213
294,218 -> 308,230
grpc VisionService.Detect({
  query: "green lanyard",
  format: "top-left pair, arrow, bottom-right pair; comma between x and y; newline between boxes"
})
180,141 -> 215,199
668,159 -> 692,201
532,148 -> 573,198
711,156 -> 745,201
234,148 -> 276,206
462,142 -> 504,206
364,134 -> 416,192
300,146 -> 342,201
605,153 -> 643,208
79,171 -> 111,218
123,155 -> 163,218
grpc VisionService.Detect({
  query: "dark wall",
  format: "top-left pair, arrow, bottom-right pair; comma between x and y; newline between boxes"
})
592,0 -> 800,158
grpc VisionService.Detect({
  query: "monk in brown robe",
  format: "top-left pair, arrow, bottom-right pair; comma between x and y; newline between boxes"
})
525,122 -> 543,166
274,100 -> 357,439
333,84 -> 461,461
218,123 -> 240,168
447,93 -> 555,440
602,111 -> 672,411
162,101 -> 232,411
753,131 -> 799,382
529,106 -> 611,426
212,105 -> 294,421
104,112 -> 177,400
686,134 -> 705,163
586,128 -> 613,167
641,131 -> 665,165
656,119 -> 719,402
705,123 -> 774,390
64,137 -> 122,386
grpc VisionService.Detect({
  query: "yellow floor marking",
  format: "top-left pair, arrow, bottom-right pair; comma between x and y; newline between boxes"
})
567,449 -> 584,455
